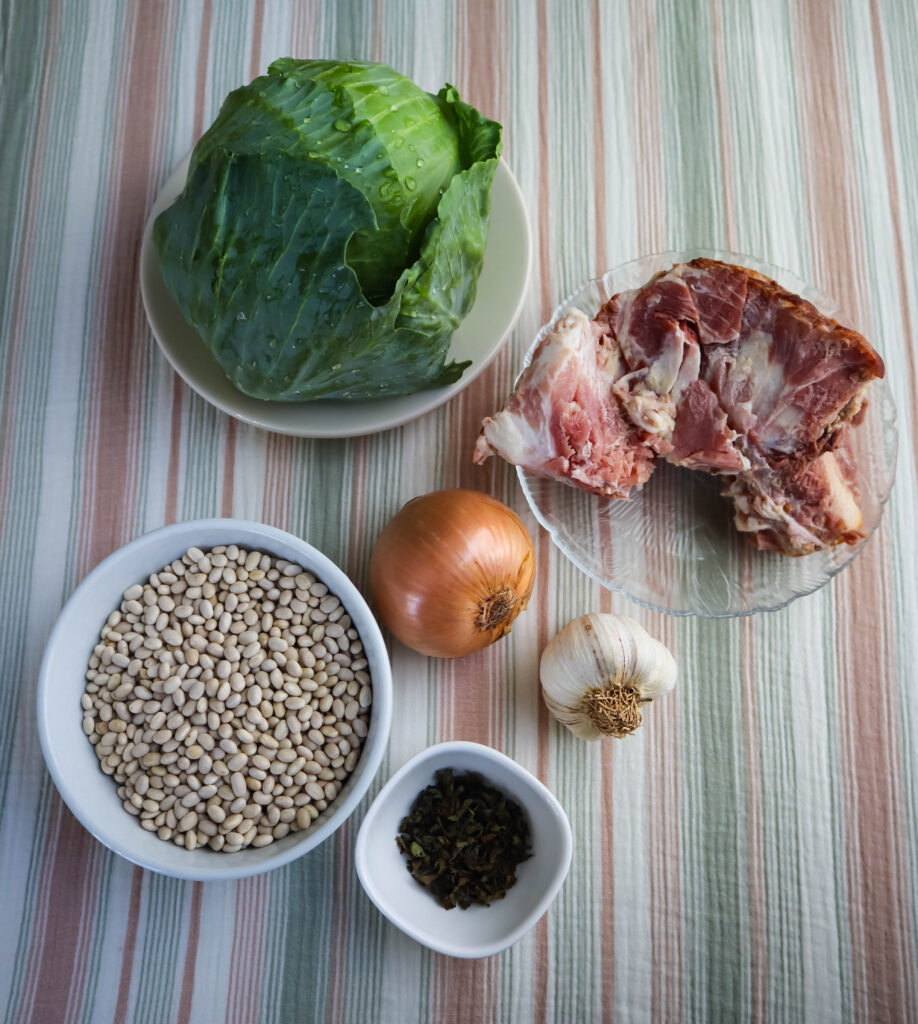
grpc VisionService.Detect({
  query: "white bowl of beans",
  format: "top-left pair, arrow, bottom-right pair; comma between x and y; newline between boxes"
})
36,519 -> 392,880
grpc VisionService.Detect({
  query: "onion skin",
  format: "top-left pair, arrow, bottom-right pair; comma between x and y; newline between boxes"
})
369,489 -> 535,658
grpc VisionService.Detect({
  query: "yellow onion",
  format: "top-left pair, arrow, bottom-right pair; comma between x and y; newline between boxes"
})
369,489 -> 535,658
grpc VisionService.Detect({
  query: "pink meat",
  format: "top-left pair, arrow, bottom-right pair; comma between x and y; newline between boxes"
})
600,270 -> 698,391
668,380 -> 747,473
726,433 -> 863,555
474,310 -> 657,497
704,271 -> 883,458
474,258 -> 884,555
681,260 -> 748,344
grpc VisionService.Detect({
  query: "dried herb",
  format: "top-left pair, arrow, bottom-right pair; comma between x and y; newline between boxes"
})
396,768 -> 532,910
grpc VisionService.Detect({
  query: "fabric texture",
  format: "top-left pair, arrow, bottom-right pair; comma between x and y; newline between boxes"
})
0,1 -> 916,1021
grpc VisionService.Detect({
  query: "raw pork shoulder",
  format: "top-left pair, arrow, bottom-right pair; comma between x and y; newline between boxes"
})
474,259 -> 884,555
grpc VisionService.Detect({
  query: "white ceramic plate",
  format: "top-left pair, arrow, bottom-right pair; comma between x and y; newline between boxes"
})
517,250 -> 898,617
140,154 -> 531,437
37,519 -> 392,881
355,741 -> 572,959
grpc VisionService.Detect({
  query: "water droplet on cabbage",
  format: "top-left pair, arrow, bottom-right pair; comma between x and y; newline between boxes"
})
405,176 -> 416,191
416,158 -> 425,167
236,311 -> 247,321
334,118 -> 351,131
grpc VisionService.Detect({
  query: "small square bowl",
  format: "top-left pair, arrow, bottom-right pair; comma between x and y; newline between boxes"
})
355,741 -> 572,958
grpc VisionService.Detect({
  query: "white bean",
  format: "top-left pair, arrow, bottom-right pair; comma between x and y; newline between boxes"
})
83,544 -> 370,854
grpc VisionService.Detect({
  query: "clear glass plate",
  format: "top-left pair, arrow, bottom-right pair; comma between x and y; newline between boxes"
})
516,249 -> 898,617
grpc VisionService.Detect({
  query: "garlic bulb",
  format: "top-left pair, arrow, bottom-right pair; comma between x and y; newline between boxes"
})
540,613 -> 676,739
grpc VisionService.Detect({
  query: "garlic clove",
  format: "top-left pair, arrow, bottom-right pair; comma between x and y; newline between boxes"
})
539,613 -> 676,740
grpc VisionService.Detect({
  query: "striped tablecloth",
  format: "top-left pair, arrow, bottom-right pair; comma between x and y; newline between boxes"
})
2,1 -> 916,1021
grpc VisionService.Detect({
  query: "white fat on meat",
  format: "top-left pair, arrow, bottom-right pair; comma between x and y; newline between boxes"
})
473,311 -> 605,472
614,374 -> 676,438
474,309 -> 658,497
727,447 -> 862,555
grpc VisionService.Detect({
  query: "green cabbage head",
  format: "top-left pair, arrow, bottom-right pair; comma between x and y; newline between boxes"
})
153,59 -> 502,401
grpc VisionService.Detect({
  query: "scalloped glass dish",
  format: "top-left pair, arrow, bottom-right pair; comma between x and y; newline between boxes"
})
517,249 -> 898,617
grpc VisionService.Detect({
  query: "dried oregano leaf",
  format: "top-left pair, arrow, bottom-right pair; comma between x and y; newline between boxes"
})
395,768 -> 532,910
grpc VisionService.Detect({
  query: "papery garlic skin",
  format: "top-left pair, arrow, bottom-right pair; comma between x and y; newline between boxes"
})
539,613 -> 677,739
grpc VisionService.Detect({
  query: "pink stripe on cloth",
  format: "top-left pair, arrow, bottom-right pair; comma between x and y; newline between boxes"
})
63,840 -> 107,1024
266,434 -> 288,529
289,2 -> 318,61
15,794 -> 64,1023
23,806 -> 100,1024
346,437 -> 369,573
867,20 -> 918,1006
112,867 -> 144,1024
590,0 -> 608,280
176,883 -> 204,1024
628,0 -> 664,256
532,1 -> 553,1020
168,10 -> 213,1017
590,5 -> 615,1018
163,0 -> 214,528
432,955 -> 497,1024
23,4 -> 172,1022
192,0 -> 212,142
869,0 -> 918,489
451,0 -> 511,495
438,650 -> 501,747
710,0 -> 737,252
598,738 -> 615,1024
431,22 -> 511,1024
371,0 -> 384,64
164,373 -> 184,525
220,384 -> 238,518
793,4 -> 917,1023
226,875 -> 267,1024
625,6 -> 681,1017
712,7 -> 767,1008
837,526 -> 914,1024
327,821 -> 355,1024
740,617 -> 767,1024
249,0 -> 264,78
646,612 -> 682,1024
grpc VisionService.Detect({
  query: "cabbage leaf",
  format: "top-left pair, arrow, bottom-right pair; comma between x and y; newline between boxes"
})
153,59 -> 502,401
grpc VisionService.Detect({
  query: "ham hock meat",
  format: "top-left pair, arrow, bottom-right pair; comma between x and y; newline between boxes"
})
474,259 -> 884,555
